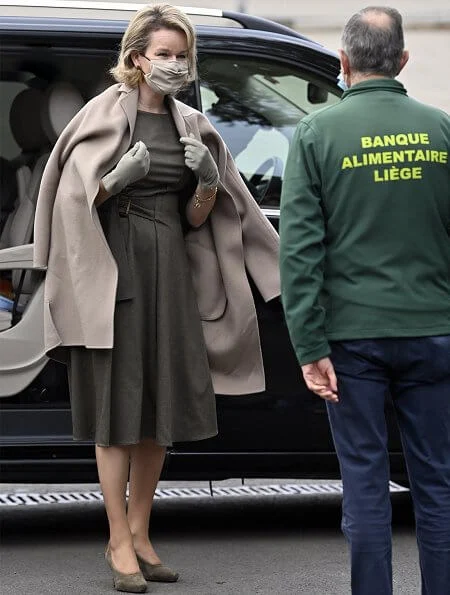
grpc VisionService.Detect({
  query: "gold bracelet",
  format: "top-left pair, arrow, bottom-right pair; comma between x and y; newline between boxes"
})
193,186 -> 217,209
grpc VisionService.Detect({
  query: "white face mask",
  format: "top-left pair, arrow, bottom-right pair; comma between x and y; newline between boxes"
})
337,72 -> 349,92
143,58 -> 189,95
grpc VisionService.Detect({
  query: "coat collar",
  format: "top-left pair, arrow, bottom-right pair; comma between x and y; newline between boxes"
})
118,83 -> 138,136
117,84 -> 190,139
167,95 -> 189,138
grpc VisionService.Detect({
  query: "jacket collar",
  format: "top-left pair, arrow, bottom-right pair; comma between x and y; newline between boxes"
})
342,78 -> 407,100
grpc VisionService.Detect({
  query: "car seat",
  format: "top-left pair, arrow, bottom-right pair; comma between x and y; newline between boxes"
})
0,82 -> 84,344
0,87 -> 48,251
0,87 -> 48,330
0,156 -> 18,235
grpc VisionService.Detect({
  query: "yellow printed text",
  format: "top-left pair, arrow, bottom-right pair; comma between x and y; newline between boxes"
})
361,133 -> 430,148
373,167 -> 422,182
341,149 -> 448,170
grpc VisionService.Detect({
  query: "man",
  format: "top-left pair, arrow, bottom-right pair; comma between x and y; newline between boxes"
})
279,6 -> 449,595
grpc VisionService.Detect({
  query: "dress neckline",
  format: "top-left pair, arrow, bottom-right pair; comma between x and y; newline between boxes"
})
137,110 -> 169,116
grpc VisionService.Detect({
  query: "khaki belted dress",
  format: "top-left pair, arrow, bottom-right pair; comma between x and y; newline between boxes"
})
67,110 -> 218,447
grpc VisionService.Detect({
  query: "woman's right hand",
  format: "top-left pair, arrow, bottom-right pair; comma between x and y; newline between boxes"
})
101,141 -> 150,196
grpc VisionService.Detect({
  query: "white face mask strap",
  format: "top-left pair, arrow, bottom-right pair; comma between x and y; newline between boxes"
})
337,72 -> 349,92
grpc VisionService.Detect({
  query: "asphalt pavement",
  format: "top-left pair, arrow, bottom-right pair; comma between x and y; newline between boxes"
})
1,486 -> 420,594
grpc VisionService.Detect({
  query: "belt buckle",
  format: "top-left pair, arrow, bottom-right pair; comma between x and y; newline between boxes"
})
119,198 -> 131,217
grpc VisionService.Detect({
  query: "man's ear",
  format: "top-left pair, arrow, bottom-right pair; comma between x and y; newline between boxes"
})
397,50 -> 409,75
339,50 -> 350,75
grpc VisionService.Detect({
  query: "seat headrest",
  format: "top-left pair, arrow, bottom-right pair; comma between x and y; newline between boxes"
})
41,82 -> 85,144
10,88 -> 49,152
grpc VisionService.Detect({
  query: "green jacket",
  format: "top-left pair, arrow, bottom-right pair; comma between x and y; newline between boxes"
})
280,79 -> 450,365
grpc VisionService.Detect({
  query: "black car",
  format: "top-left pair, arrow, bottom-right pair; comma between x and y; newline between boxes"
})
0,1 -> 407,483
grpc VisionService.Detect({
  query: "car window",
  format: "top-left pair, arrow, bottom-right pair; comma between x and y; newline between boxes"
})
199,56 -> 339,207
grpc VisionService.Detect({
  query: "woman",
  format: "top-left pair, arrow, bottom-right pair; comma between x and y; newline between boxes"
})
34,4 -> 280,593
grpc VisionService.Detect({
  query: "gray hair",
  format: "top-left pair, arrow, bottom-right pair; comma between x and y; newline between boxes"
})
341,6 -> 404,78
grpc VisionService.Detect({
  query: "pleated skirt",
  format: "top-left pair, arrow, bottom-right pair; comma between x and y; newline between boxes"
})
67,194 -> 218,447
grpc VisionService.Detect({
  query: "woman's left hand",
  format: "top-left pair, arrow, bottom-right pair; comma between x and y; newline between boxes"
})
180,133 -> 219,188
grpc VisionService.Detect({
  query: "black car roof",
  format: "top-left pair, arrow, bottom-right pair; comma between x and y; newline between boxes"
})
0,1 -> 310,39
0,15 -> 335,58
0,6 -> 339,83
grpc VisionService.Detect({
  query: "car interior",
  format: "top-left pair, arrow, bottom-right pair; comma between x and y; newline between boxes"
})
0,46 -> 113,394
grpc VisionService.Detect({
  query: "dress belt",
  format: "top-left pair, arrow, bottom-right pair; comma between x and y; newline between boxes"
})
118,197 -> 177,224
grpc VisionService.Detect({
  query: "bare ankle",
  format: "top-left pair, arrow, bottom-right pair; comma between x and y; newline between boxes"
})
109,535 -> 134,551
131,533 -> 149,548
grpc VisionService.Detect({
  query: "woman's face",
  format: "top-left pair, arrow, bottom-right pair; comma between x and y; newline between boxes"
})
133,27 -> 188,74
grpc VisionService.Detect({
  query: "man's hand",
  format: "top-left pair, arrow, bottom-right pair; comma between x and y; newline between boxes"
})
301,357 -> 338,403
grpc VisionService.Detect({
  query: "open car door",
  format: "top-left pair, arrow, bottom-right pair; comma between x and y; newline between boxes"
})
0,244 -> 48,396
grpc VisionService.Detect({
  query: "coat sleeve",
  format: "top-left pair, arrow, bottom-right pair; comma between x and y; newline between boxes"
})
236,158 -> 281,303
279,120 -> 330,366
34,85 -> 130,268
197,112 -> 280,302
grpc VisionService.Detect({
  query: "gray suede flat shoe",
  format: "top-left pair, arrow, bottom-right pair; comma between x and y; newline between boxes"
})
105,545 -> 148,593
136,553 -> 179,583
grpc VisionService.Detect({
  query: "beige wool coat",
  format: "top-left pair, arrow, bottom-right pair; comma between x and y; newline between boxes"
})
33,83 -> 280,395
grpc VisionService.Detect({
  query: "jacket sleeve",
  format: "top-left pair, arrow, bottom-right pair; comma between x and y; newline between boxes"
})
279,120 -> 330,366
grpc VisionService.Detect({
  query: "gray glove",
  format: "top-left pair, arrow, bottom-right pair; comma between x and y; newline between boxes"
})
102,141 -> 150,195
180,133 -> 219,188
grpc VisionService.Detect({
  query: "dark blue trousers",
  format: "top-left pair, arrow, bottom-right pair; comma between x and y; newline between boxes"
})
327,336 -> 450,595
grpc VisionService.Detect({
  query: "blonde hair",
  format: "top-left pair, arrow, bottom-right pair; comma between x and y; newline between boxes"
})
110,3 -> 197,88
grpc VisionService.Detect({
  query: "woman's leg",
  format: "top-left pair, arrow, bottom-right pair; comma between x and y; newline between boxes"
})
95,444 -> 140,574
127,438 -> 166,563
